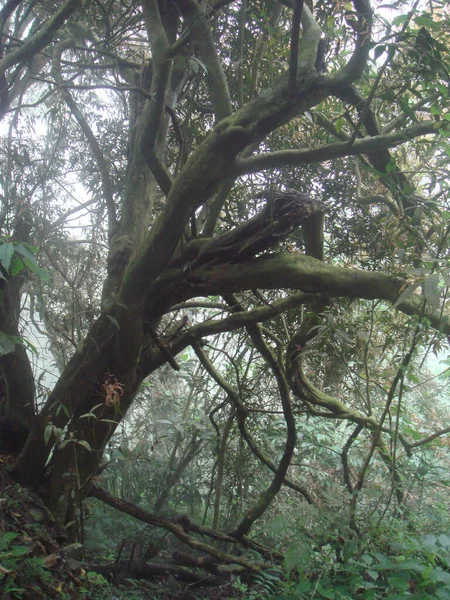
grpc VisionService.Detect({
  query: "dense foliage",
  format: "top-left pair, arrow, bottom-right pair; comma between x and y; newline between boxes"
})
0,0 -> 450,597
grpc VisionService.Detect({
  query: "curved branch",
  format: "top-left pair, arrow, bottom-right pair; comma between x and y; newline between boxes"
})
224,295 -> 297,538
292,351 -> 380,427
174,0 -> 232,123
172,292 -> 322,343
341,424 -> 363,493
0,0 -> 80,76
139,0 -> 174,194
407,426 -> 450,450
233,121 -> 439,178
193,342 -> 313,509
331,0 -> 372,85
145,251 -> 450,342
354,157 -> 401,216
89,484 -> 268,572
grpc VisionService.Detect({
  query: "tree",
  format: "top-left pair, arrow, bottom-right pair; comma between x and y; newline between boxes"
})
1,0 -> 450,566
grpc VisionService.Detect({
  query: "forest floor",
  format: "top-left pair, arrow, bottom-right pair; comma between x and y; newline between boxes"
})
0,460 -> 254,599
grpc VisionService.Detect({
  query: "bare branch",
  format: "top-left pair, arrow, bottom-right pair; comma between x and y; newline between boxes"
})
233,121 -> 439,177
89,484 -> 269,571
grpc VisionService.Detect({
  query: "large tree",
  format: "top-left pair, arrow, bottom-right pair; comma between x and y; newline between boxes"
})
1,0 -> 450,558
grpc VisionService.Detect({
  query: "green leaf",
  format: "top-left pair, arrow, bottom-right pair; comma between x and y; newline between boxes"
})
438,534 -> 450,548
106,315 -> 120,329
10,545 -> 29,557
392,14 -> 409,26
424,273 -> 440,309
0,331 -> 16,356
386,575 -> 409,590
414,15 -> 440,31
317,583 -> 335,599
20,337 -> 38,356
335,118 -> 345,133
374,44 -> 386,61
437,82 -> 448,98
10,256 -> 24,276
44,425 -> 54,446
394,281 -> 421,307
14,244 -> 49,280
14,243 -> 36,261
77,439 -> 93,452
189,56 -> 208,74
400,98 -> 417,122
0,242 -> 14,273
79,403 -> 104,419
58,439 -> 74,449
1,532 -> 19,543
21,255 -> 50,282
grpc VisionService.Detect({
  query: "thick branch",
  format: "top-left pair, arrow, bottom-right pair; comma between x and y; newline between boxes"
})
174,0 -> 232,122
189,190 -> 323,268
140,0 -> 175,194
233,121 -> 439,177
89,484 -> 268,572
117,46 -> 337,317
185,254 -> 404,302
291,351 -> 380,427
0,0 -> 80,76
331,0 -> 372,85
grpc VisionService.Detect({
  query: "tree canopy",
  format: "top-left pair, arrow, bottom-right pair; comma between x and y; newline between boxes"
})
1,0 -> 450,595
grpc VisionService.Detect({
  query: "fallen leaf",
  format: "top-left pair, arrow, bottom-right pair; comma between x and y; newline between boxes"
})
44,553 -> 59,567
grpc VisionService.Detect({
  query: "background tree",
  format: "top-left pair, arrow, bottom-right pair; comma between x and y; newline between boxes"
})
0,0 -> 450,580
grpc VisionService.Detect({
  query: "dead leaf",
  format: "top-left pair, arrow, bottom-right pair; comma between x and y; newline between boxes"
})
44,553 -> 59,567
